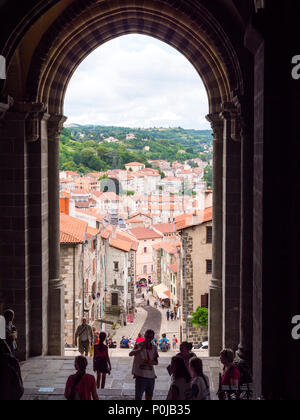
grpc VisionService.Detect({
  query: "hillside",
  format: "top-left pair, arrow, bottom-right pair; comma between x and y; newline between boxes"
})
60,125 -> 213,174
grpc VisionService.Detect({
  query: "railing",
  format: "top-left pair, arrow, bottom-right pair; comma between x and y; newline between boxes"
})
219,384 -> 253,400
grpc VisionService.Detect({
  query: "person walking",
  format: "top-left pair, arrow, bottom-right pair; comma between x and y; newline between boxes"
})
93,332 -> 111,390
189,357 -> 211,400
75,318 -> 93,357
65,356 -> 98,400
172,335 -> 178,350
170,311 -> 174,321
4,310 -> 18,355
174,310 -> 177,321
166,309 -> 170,321
129,329 -> 159,401
166,356 -> 191,401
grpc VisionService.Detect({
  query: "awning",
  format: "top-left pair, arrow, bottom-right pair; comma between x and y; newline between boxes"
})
153,284 -> 171,300
158,292 -> 170,300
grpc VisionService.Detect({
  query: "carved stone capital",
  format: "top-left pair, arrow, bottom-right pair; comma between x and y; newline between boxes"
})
11,101 -> 48,142
206,113 -> 223,142
48,114 -> 68,141
220,102 -> 242,142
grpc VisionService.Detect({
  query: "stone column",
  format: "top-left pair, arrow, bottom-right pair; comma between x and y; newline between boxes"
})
26,103 -> 50,356
220,103 -> 241,351
47,114 -> 67,355
206,113 -> 224,356
236,102 -> 254,369
0,100 -> 47,360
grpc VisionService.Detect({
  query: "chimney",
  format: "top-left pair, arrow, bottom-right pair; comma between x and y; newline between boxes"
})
60,197 -> 69,215
205,191 -> 213,209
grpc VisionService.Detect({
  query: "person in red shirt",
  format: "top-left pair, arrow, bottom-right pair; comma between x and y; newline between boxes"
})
93,332 -> 111,390
218,348 -> 240,400
65,356 -> 98,400
136,333 -> 145,344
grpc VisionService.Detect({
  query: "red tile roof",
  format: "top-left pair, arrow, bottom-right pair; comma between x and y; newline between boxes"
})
60,213 -> 87,244
153,223 -> 175,234
101,226 -> 138,251
128,227 -> 163,240
86,226 -> 100,240
175,207 -> 212,231
125,162 -> 145,166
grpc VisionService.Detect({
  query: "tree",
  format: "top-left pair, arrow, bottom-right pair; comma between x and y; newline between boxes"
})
204,165 -> 213,189
191,307 -> 208,327
61,161 -> 77,171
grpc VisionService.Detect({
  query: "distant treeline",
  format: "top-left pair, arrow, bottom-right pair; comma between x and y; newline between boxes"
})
60,125 -> 213,174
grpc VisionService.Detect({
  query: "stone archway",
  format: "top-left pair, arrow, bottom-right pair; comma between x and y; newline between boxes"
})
0,0 -> 253,367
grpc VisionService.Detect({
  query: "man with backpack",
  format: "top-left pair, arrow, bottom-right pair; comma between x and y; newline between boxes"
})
75,318 -> 93,357
159,334 -> 169,352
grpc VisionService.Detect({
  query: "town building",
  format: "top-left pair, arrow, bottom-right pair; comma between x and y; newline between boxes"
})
60,212 -> 102,346
100,226 -> 137,324
176,207 -> 212,347
127,227 -> 163,284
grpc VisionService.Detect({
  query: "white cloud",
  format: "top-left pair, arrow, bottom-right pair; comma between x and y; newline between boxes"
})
64,34 -> 210,129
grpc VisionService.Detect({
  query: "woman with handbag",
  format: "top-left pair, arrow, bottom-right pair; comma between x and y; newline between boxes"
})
93,332 -> 111,390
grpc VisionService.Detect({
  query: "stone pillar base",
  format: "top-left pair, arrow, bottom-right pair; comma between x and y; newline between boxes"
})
209,280 -> 223,356
48,280 -> 65,355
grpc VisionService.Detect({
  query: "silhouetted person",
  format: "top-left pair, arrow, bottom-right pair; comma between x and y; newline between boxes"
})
4,310 -> 17,355
65,356 -> 98,400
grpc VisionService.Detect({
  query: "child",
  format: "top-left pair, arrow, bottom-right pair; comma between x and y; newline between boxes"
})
189,357 -> 211,400
93,332 -> 111,389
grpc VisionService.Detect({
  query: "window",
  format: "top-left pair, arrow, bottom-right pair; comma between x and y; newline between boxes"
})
201,293 -> 209,308
206,259 -> 212,274
111,293 -> 118,306
143,265 -> 147,274
144,247 -> 147,253
206,226 -> 212,243
114,261 -> 119,271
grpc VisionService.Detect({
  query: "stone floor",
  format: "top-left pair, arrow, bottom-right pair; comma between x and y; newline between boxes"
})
21,350 -> 221,400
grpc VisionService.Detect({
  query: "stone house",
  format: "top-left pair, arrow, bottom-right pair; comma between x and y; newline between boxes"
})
128,227 -> 163,284
177,207 -> 212,346
60,212 -> 102,347
152,241 -> 180,309
100,226 -> 137,325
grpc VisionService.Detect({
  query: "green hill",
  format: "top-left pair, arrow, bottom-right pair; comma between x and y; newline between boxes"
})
60,125 -> 213,174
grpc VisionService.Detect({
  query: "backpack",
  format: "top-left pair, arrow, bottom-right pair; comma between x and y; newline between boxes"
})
233,361 -> 252,385
161,338 -> 168,351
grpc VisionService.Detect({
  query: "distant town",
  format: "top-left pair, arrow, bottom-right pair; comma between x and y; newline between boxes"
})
59,127 -> 213,348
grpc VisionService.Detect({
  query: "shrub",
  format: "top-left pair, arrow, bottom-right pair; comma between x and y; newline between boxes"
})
191,306 -> 208,327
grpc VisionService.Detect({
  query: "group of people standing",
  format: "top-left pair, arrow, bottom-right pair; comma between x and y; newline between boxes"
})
129,331 -> 210,401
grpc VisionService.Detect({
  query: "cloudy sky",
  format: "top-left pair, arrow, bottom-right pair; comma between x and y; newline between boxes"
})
64,34 -> 210,129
